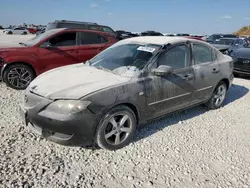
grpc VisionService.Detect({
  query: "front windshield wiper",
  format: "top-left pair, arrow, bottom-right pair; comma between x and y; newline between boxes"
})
19,42 -> 27,46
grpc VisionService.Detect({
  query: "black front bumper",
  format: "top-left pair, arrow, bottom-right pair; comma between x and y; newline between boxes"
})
233,69 -> 250,76
19,98 -> 102,147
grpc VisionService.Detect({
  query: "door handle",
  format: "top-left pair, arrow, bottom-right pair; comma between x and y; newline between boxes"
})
182,74 -> 194,81
212,68 -> 220,74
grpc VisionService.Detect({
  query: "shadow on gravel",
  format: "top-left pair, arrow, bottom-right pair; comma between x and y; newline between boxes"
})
135,84 -> 249,143
224,84 -> 249,105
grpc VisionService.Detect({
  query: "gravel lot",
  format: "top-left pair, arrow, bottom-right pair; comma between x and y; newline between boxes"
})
0,32 -> 33,47
0,34 -> 250,188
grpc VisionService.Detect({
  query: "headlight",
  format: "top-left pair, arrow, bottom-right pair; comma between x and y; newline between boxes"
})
46,100 -> 91,115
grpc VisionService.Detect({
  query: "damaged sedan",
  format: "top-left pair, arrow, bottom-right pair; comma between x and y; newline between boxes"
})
20,36 -> 234,150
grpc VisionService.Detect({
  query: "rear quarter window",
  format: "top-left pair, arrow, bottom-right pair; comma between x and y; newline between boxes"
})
192,44 -> 216,64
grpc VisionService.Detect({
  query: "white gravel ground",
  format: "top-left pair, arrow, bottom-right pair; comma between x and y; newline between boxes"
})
0,34 -> 250,188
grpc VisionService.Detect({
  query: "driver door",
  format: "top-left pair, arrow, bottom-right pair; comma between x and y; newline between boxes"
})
145,43 -> 197,119
37,31 -> 80,73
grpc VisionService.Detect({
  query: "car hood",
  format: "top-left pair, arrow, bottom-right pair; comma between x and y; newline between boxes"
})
234,48 -> 250,59
28,63 -> 132,100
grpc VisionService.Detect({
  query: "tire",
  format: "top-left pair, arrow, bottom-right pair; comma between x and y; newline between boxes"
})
8,31 -> 13,35
206,81 -> 227,110
95,105 -> 137,150
3,64 -> 35,90
23,32 -> 27,35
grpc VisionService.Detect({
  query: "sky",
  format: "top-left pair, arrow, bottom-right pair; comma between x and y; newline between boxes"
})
1,0 -> 250,35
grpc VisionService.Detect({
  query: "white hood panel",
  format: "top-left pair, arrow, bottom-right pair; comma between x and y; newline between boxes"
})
28,63 -> 131,99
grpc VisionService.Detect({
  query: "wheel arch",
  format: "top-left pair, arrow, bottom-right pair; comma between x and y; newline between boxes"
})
3,62 -> 37,77
219,78 -> 230,90
101,102 -> 140,125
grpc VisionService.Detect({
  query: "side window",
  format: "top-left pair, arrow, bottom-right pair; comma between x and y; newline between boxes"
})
235,39 -> 241,45
88,25 -> 102,31
192,44 -> 215,64
238,39 -> 244,45
80,32 -> 107,45
48,32 -> 77,47
102,27 -> 115,34
158,45 -> 189,69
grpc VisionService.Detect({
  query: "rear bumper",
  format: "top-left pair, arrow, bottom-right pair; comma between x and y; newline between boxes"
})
19,101 -> 102,147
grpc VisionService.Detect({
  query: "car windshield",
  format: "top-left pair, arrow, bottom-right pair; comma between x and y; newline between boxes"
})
88,43 -> 161,77
24,29 -> 60,46
215,39 -> 235,45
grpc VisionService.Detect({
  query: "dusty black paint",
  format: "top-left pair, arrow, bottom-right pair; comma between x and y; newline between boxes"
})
20,39 -> 234,146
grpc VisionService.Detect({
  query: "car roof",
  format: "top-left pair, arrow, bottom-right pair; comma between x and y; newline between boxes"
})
50,28 -> 109,34
122,36 -> 206,45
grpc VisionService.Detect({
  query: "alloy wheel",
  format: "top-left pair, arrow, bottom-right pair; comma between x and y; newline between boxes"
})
213,85 -> 227,107
7,67 -> 32,89
104,114 -> 133,145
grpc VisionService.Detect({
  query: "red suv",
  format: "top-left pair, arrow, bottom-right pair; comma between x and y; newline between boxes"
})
0,28 -> 117,89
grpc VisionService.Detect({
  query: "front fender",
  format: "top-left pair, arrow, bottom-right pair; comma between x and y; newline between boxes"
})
83,81 -> 147,123
2,56 -> 37,74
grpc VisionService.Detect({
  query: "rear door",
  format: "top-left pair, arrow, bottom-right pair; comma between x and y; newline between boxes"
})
191,43 -> 221,103
37,31 -> 80,73
78,31 -> 111,62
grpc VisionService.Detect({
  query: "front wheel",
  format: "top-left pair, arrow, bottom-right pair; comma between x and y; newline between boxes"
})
206,81 -> 227,109
22,32 -> 27,35
3,64 -> 35,90
95,105 -> 137,150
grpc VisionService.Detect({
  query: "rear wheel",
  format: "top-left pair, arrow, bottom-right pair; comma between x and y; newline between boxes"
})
206,81 -> 227,109
3,64 -> 35,90
8,31 -> 13,35
23,32 -> 27,35
95,105 -> 137,150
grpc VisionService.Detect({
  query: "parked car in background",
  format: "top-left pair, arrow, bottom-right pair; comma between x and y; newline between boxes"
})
212,38 -> 249,54
140,31 -> 164,36
4,27 -> 30,35
183,36 -> 205,41
206,34 -> 238,43
230,46 -> 250,76
36,29 -> 45,36
20,36 -> 233,150
116,30 -> 139,40
27,28 -> 37,34
0,26 -> 3,30
45,20 -> 117,37
164,33 -> 175,36
0,28 -> 117,89
176,33 -> 190,36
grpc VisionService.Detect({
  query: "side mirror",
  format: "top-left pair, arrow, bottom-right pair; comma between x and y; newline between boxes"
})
152,65 -> 174,76
40,42 -> 52,48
